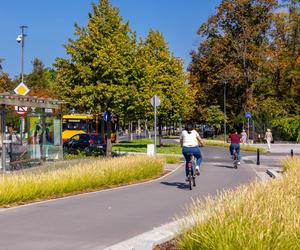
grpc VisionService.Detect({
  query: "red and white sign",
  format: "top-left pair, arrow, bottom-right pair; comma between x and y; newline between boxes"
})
14,106 -> 28,116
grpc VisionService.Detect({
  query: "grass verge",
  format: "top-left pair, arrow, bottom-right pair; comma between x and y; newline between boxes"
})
176,156 -> 300,249
113,138 -> 266,154
0,155 -> 164,207
204,139 -> 267,152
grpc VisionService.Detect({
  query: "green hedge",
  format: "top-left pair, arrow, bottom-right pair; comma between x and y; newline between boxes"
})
272,115 -> 300,143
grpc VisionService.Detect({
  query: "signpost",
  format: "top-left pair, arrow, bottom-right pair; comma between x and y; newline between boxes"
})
13,81 -> 30,143
103,111 -> 113,122
245,112 -> 251,142
150,95 -> 160,156
103,111 -> 112,156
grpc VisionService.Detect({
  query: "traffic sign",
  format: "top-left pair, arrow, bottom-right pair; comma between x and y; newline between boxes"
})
14,106 -> 28,116
103,111 -> 113,121
14,81 -> 30,95
245,112 -> 251,119
151,95 -> 160,107
13,81 -> 30,116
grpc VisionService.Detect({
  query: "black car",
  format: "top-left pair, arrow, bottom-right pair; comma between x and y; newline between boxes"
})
63,133 -> 106,155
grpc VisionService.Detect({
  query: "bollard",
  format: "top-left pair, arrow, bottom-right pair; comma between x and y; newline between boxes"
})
291,149 -> 294,157
256,148 -> 260,165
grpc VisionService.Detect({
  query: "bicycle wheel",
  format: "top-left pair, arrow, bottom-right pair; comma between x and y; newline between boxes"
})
192,176 -> 196,187
188,162 -> 192,190
233,152 -> 238,169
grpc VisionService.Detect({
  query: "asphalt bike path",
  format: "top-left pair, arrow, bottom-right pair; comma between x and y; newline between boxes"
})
0,147 -> 273,250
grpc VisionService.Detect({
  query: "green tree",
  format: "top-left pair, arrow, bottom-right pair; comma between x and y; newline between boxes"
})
135,30 -> 195,126
24,58 -> 55,97
0,72 -> 14,93
54,0 -> 136,116
189,0 -> 278,126
203,105 -> 224,134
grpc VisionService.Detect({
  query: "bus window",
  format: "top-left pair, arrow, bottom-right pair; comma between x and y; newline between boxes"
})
62,119 -> 88,131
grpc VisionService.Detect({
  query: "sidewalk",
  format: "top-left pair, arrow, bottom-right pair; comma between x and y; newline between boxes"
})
253,143 -> 299,154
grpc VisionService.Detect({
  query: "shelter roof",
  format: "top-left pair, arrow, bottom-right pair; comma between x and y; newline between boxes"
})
0,92 -> 66,109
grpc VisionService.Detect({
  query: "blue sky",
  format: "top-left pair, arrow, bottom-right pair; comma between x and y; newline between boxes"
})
0,0 -> 220,78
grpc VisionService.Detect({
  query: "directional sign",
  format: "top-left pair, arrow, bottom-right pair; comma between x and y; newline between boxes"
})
245,112 -> 251,119
103,111 -> 113,121
151,95 -> 160,107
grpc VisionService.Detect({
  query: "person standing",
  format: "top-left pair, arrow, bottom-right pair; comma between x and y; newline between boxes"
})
180,122 -> 204,180
241,129 -> 247,144
264,128 -> 273,151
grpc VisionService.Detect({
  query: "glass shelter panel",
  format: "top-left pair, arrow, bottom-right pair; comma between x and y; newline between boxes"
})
27,114 -> 63,162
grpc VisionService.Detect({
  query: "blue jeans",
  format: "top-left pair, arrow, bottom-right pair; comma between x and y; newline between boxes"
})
182,146 -> 202,177
230,144 -> 240,161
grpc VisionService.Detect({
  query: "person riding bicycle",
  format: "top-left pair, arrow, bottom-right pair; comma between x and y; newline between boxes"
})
180,122 -> 204,181
228,129 -> 241,165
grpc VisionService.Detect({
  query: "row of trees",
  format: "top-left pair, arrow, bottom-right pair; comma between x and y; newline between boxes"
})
1,0 -> 195,133
189,0 -> 300,141
53,0 -> 195,129
0,0 -> 299,141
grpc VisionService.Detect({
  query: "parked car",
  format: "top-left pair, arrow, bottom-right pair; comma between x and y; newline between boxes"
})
63,133 -> 106,155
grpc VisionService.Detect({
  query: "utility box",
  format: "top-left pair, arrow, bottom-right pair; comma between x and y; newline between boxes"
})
147,144 -> 155,156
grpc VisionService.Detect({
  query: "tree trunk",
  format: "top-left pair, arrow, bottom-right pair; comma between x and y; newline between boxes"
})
106,111 -> 112,157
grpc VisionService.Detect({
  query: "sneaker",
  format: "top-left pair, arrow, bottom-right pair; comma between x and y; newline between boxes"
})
195,166 -> 200,176
237,161 -> 241,165
185,177 -> 189,182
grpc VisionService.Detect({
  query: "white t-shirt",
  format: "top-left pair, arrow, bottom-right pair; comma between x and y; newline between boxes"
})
180,130 -> 200,147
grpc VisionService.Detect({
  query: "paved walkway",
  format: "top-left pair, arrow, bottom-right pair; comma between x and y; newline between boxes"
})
252,143 -> 300,154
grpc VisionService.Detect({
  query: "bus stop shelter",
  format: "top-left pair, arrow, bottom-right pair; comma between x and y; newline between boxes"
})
0,92 -> 65,172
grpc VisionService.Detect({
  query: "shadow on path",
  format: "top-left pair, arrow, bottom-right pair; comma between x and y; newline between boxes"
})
213,163 -> 237,169
160,181 -> 191,190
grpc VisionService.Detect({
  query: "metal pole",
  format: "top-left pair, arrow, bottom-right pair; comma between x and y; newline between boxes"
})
20,25 -> 28,83
247,118 -> 250,142
1,110 -> 6,172
224,82 -> 227,143
154,97 -> 157,155
256,148 -> 260,165
252,120 -> 255,143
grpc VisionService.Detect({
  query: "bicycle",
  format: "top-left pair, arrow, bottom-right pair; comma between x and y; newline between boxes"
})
187,153 -> 196,190
232,148 -> 238,169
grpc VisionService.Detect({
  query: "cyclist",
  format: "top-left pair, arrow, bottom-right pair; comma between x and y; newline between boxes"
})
180,122 -> 204,181
228,129 -> 241,164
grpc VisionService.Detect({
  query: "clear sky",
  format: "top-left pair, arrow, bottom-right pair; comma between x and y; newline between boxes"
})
0,0 -> 220,79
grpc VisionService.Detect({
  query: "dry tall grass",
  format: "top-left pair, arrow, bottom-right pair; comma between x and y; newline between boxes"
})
0,156 -> 164,207
177,156 -> 300,250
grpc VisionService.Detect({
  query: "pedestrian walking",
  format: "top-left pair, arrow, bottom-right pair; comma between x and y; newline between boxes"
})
241,129 -> 247,144
264,128 -> 273,151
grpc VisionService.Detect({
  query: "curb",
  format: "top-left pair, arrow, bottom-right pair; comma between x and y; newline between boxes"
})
102,212 -> 210,250
266,168 -> 283,179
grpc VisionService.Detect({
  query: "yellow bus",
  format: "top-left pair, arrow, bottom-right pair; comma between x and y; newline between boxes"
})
62,114 -> 117,142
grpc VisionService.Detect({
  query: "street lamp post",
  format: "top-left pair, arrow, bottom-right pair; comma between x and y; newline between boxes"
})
16,25 -> 28,145
17,25 -> 28,83
224,81 -> 227,143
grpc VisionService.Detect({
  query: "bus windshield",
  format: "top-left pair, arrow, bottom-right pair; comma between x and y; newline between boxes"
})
62,119 -> 89,131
